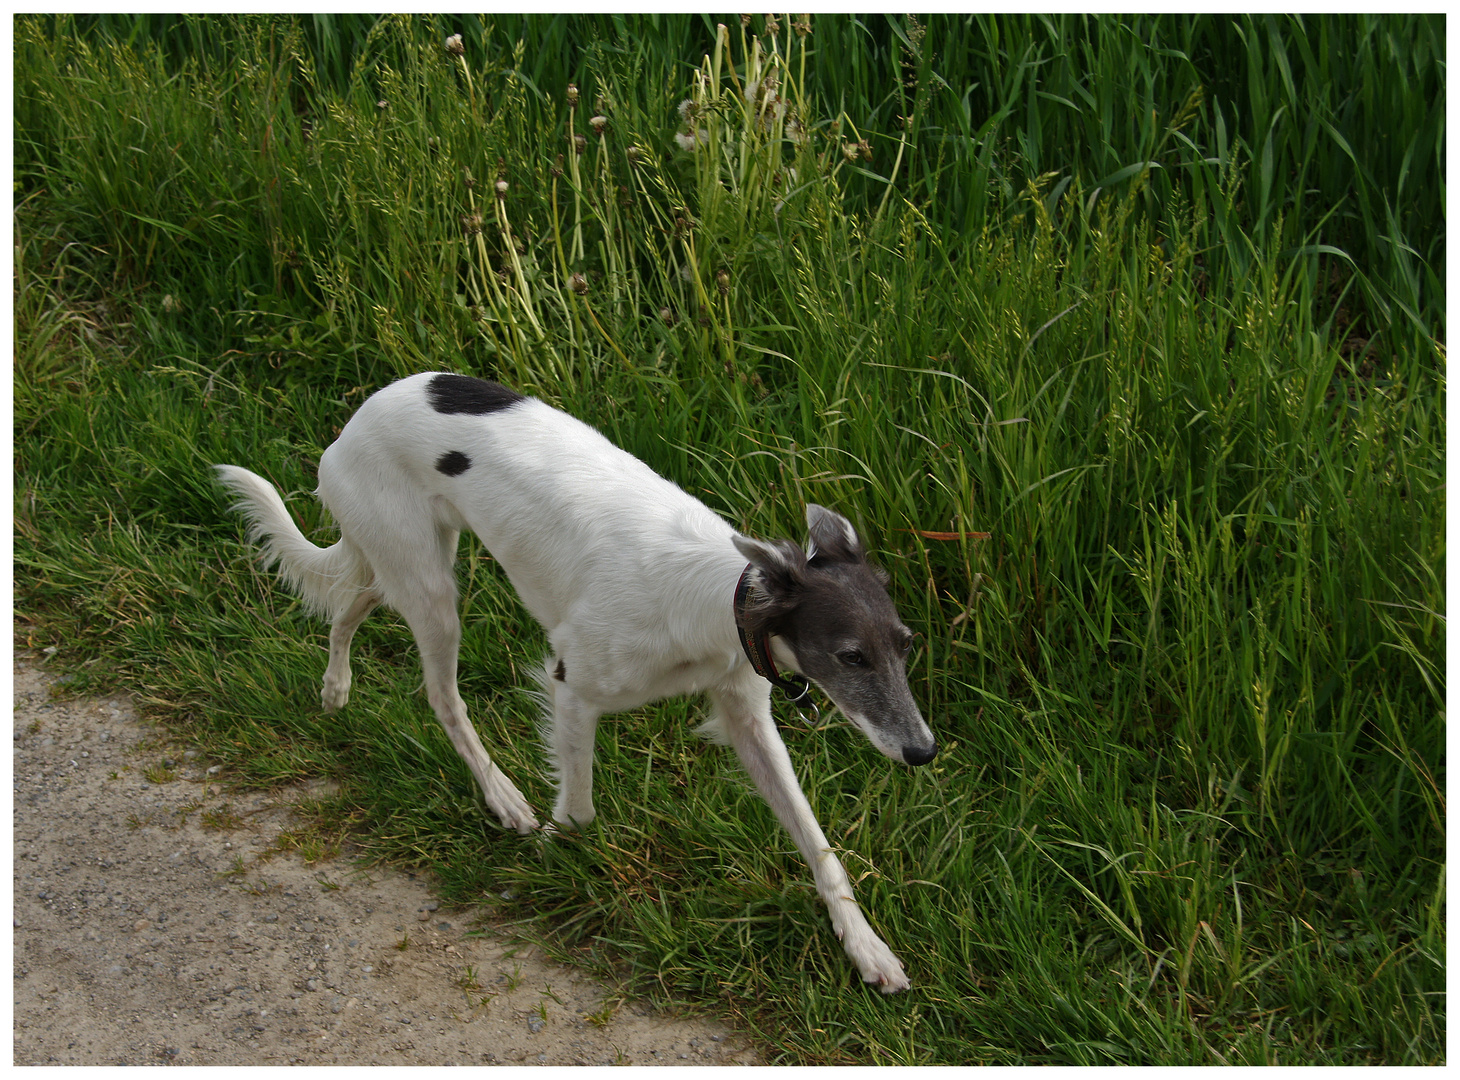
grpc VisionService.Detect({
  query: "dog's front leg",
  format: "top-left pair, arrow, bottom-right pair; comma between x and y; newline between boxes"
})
541,663 -> 601,829
709,685 -> 910,993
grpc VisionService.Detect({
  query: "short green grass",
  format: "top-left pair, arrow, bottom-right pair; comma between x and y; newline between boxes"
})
14,14 -> 1444,1065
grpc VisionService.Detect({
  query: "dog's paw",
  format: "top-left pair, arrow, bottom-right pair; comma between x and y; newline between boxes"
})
486,783 -> 539,835
844,932 -> 910,994
493,801 -> 539,835
548,802 -> 596,833
320,679 -> 350,713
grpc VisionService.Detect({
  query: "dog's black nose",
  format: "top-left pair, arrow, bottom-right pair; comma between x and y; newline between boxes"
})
902,742 -> 937,767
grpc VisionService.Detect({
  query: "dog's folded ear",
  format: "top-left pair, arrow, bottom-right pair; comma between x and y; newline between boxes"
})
732,534 -> 807,609
805,504 -> 866,564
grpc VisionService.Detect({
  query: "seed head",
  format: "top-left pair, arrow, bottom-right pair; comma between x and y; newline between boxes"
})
763,14 -> 780,36
495,179 -> 509,199
677,99 -> 698,123
570,272 -> 589,296
715,268 -> 730,296
566,83 -> 579,109
461,213 -> 483,236
573,133 -> 587,155
794,16 -> 811,38
674,128 -> 709,152
589,115 -> 608,137
444,34 -> 465,57
626,145 -> 643,167
660,306 -> 677,326
377,99 -> 388,111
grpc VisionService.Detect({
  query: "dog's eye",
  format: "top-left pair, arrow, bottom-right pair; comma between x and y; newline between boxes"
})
839,649 -> 866,667
898,634 -> 915,656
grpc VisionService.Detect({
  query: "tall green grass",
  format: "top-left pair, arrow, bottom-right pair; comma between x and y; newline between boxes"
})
41,12 -> 1446,350
14,14 -> 1444,1065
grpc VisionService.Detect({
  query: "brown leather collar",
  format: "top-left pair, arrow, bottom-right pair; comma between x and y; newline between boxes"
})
733,563 -> 814,709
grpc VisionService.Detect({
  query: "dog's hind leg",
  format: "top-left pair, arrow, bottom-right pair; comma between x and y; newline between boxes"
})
367,536 -> 538,835
708,682 -> 910,993
321,588 -> 380,712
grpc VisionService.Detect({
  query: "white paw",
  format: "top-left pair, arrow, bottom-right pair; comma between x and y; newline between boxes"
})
320,678 -> 350,713
486,782 -> 539,835
843,931 -> 910,994
549,803 -> 596,832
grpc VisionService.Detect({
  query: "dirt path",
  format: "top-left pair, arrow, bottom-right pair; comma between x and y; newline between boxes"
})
12,653 -> 760,1065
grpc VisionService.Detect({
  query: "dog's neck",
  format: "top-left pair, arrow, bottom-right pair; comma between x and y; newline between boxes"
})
732,564 -> 812,706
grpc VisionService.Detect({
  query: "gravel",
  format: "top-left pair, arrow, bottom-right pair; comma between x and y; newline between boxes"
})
12,653 -> 759,1065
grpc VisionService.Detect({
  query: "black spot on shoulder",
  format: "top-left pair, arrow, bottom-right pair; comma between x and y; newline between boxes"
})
436,450 -> 472,477
426,373 -> 525,415
553,660 -> 566,682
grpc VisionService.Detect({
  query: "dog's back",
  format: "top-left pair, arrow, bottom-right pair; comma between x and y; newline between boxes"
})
318,373 -> 744,691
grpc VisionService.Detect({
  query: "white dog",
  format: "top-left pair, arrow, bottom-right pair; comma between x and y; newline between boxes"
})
217,371 -> 937,992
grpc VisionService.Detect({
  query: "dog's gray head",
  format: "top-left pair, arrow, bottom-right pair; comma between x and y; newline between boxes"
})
733,505 -> 937,767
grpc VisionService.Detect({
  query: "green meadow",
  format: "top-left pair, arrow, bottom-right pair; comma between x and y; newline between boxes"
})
14,14 -> 1444,1063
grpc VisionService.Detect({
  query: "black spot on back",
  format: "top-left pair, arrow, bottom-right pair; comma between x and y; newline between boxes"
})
427,373 -> 525,415
553,660 -> 566,682
436,450 -> 472,477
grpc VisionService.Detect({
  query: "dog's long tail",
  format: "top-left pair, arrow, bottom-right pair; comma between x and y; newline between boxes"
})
215,464 -> 373,619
